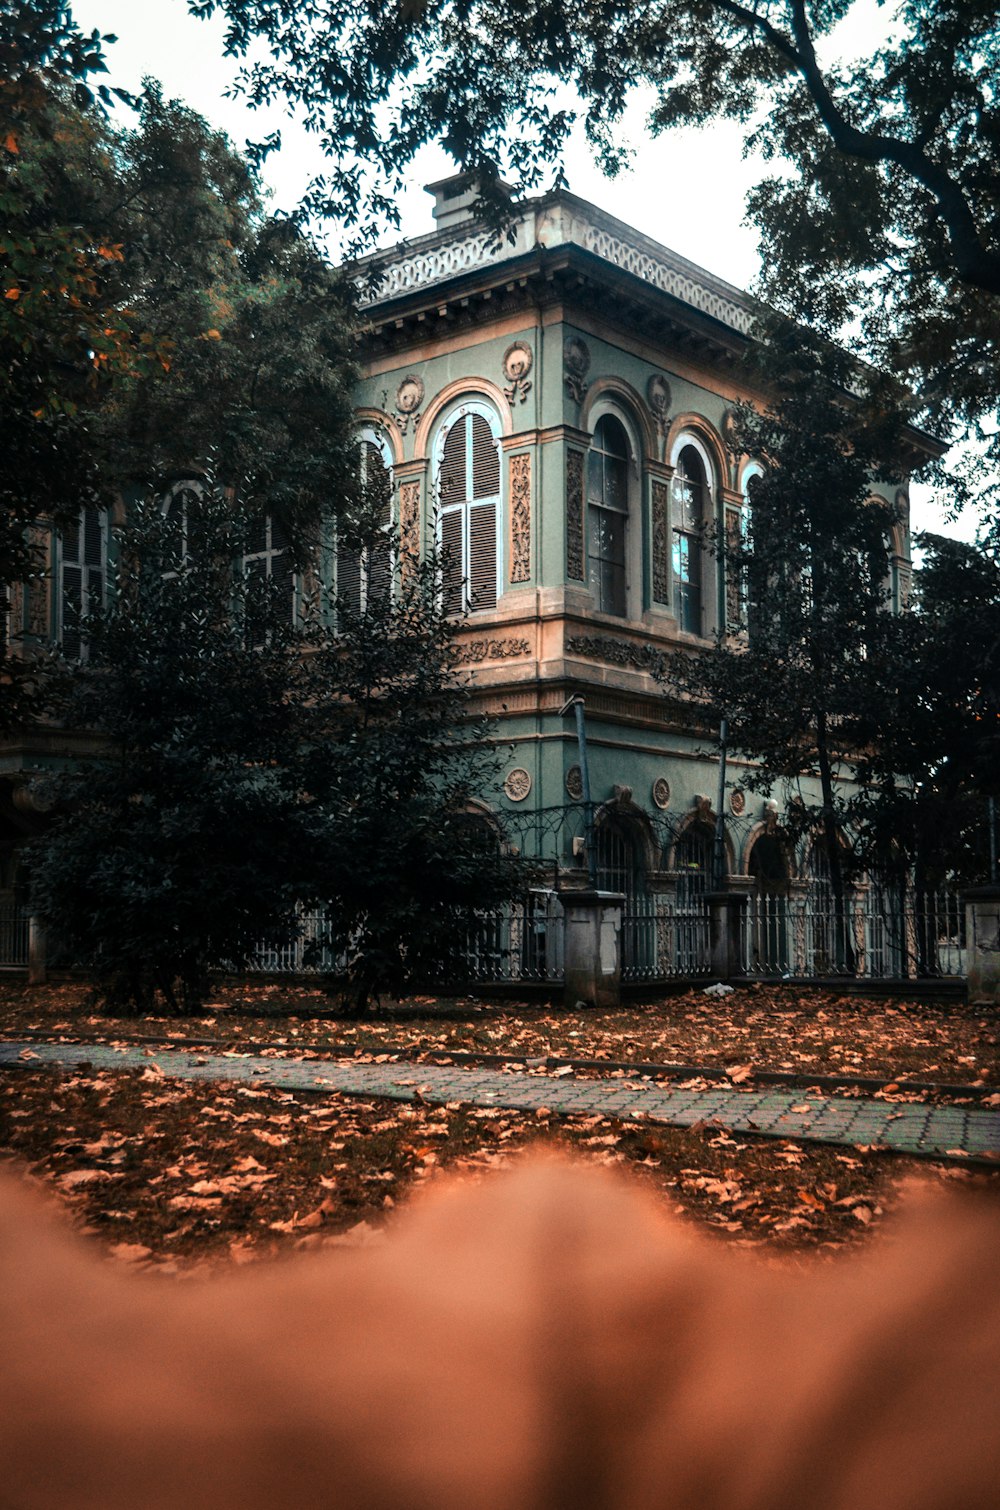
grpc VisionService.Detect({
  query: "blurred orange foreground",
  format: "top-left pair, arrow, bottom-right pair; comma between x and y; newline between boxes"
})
1,1155 -> 998,1509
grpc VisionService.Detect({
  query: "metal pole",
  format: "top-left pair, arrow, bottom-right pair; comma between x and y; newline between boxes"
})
562,696 -> 597,888
990,796 -> 998,884
713,715 -> 728,891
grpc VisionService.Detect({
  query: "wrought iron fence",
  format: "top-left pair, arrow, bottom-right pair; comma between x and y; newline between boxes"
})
621,899 -> 711,981
739,889 -> 965,980
461,891 -> 564,984
0,904 -> 29,968
243,911 -> 345,975
242,893 -> 565,985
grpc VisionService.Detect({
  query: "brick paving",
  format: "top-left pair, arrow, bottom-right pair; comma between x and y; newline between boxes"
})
2,1040 -> 998,1163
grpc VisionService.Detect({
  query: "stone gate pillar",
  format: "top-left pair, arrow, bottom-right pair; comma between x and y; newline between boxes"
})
706,891 -> 747,980
562,891 -> 624,1009
965,885 -> 1000,1004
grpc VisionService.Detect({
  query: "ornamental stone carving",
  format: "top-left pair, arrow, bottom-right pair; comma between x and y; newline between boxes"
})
652,480 -> 670,604
730,788 -> 746,816
394,374 -> 424,434
563,336 -> 590,405
566,450 -> 585,581
502,340 -> 533,403
504,767 -> 532,802
721,406 -> 739,450
399,481 -> 421,572
566,634 -> 660,672
652,777 -> 671,810
646,374 -> 671,439
508,452 -> 531,583
453,636 -> 530,664
25,526 -> 50,638
565,764 -> 584,801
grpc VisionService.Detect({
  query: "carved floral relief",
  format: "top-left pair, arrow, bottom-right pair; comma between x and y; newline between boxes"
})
566,450 -> 585,581
509,452 -> 531,584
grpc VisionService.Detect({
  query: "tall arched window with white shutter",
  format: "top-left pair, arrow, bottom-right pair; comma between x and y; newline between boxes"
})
434,400 -> 501,614
337,428 -> 394,616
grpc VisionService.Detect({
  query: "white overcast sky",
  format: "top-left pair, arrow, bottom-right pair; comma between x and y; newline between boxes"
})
70,0 -> 976,541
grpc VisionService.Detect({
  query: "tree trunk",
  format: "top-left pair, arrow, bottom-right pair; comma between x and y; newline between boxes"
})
815,708 -> 855,974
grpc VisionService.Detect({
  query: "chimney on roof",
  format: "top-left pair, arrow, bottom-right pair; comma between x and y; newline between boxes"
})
424,168 -> 514,231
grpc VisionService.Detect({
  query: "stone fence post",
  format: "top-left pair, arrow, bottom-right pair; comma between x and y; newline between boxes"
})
965,885 -> 1000,1004
28,915 -> 47,985
562,891 -> 624,1010
706,891 -> 747,981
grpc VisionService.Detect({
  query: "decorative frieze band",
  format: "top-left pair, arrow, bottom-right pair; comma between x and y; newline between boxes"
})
566,450 -> 585,582
453,636 -> 531,665
566,634 -> 662,672
508,452 -> 531,584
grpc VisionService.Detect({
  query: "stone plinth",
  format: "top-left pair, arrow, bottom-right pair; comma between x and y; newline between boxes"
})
562,890 -> 624,1010
965,886 -> 1000,1004
706,891 -> 747,980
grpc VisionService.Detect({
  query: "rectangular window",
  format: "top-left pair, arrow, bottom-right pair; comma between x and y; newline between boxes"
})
60,507 -> 106,659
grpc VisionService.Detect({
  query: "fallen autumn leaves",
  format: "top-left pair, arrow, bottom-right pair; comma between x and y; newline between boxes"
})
1,1057 -> 996,1273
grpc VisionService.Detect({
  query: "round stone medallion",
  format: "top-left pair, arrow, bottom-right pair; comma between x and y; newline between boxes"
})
395,373 -> 424,414
729,788 -> 746,817
651,776 -> 671,810
565,764 -> 584,801
504,767 -> 532,802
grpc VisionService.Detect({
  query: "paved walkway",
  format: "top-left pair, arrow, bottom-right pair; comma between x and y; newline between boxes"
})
2,1040 -> 998,1163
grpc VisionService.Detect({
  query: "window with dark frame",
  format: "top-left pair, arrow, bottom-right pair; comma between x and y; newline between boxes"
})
587,414 -> 629,618
60,506 -> 106,660
672,445 -> 707,636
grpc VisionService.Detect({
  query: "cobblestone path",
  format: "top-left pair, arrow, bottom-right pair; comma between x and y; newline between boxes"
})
2,1040 -> 998,1163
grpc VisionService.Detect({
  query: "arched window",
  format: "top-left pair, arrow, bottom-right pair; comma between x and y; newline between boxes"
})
739,462 -> 764,640
337,430 -> 393,616
673,821 -> 715,909
671,442 -> 711,635
59,505 -> 107,660
435,401 -> 500,614
244,511 -> 296,630
587,414 -> 630,617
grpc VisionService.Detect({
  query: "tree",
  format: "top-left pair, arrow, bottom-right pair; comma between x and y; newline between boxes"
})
188,0 -> 999,519
292,520 -> 525,1014
29,482 -> 524,1014
852,531 -> 1000,899
658,328 -> 908,970
28,489 -> 310,1012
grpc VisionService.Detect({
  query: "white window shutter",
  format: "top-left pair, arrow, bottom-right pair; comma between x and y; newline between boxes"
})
440,509 -> 464,616
468,501 -> 497,610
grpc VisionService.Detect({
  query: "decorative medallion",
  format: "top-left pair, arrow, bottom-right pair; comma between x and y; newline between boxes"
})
729,788 -> 746,817
509,452 -> 531,583
502,341 -> 533,404
504,767 -> 532,803
652,777 -> 671,810
566,765 -> 584,801
652,480 -> 670,604
394,374 -> 424,434
566,450 -> 585,580
721,406 -> 739,450
563,336 -> 590,405
646,374 -> 671,439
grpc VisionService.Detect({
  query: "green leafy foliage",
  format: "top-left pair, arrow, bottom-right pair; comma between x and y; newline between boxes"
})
28,489 -> 310,1012
293,524 -> 525,1014
658,329 -> 910,959
30,489 -> 523,1014
852,531 -> 1000,891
